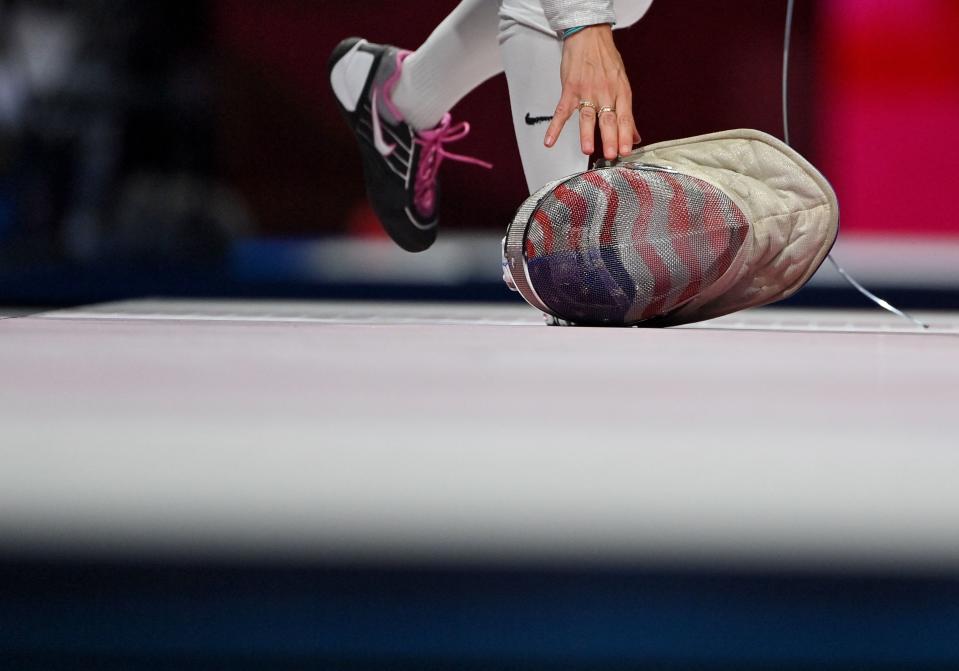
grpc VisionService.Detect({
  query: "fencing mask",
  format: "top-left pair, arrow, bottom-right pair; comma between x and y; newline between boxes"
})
503,129 -> 839,326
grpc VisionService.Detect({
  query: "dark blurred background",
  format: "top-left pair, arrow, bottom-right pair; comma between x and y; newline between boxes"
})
0,0 -> 956,306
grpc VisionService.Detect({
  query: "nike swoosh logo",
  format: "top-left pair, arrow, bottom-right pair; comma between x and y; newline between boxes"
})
525,113 -> 554,126
371,89 -> 396,157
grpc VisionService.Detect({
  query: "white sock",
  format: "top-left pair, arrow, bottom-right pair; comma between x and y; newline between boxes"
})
390,0 -> 503,131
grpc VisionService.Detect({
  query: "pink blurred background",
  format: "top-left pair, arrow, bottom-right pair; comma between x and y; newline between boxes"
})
818,0 -> 959,236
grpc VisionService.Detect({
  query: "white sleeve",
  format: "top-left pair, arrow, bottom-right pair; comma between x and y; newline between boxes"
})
540,0 -> 616,34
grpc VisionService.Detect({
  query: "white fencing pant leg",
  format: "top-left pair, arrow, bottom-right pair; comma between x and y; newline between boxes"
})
499,0 -> 653,193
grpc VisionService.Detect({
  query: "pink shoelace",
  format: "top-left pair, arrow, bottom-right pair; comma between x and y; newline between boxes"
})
380,51 -> 492,217
413,113 -> 492,216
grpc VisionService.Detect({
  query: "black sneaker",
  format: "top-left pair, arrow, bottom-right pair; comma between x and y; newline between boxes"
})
328,37 -> 491,252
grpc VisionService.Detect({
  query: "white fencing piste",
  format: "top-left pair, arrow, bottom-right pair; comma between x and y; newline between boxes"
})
1,300 -> 957,571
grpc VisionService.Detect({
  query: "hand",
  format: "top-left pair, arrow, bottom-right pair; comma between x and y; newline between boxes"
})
544,24 -> 641,160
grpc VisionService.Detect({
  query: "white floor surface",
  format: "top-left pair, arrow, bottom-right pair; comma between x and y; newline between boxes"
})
1,300 -> 957,571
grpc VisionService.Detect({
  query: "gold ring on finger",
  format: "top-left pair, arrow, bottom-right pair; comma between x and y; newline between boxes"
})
577,100 -> 597,111
598,106 -> 617,115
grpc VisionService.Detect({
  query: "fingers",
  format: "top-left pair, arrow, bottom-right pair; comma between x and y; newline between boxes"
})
546,78 -> 639,159
578,103 -> 597,155
597,104 -> 619,160
549,96 -> 641,159
556,97 -> 631,159
616,113 -> 639,156
615,89 -> 638,156
544,89 -> 579,149
547,89 -> 602,157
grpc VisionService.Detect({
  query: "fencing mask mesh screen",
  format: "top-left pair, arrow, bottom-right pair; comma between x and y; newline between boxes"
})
523,168 -> 749,325
504,129 -> 840,327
